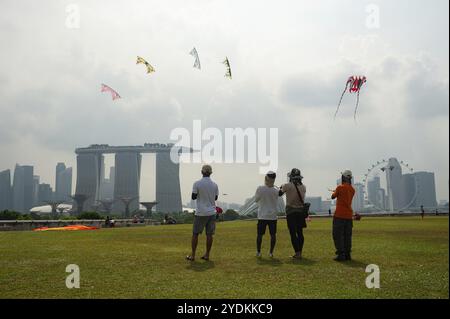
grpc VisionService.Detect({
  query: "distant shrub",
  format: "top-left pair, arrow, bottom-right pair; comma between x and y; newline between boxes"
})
0,210 -> 21,220
223,209 -> 240,221
78,212 -> 103,220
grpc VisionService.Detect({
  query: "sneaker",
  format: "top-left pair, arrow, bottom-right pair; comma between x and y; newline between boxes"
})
269,253 -> 274,258
256,252 -> 262,258
334,255 -> 346,262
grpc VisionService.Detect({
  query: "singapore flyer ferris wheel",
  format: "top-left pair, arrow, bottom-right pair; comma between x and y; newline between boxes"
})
362,158 -> 419,212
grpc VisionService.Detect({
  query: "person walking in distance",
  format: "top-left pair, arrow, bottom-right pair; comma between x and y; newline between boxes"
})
331,170 -> 355,262
186,165 -> 219,262
254,171 -> 279,258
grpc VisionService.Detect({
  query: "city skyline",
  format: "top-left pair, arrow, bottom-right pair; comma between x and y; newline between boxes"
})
0,153 -> 442,213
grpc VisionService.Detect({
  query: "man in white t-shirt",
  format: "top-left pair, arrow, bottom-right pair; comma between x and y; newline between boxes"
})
255,171 -> 280,258
186,165 -> 219,262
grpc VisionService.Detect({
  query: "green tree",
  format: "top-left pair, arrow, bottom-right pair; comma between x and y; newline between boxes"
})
223,209 -> 240,221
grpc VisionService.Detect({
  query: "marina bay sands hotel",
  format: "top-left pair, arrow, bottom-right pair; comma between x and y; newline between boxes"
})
74,143 -> 194,215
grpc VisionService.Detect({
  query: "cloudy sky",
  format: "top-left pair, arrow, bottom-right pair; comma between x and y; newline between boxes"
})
0,0 -> 448,205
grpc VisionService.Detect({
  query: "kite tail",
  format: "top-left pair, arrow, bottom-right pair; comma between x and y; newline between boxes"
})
354,91 -> 360,122
334,84 -> 348,120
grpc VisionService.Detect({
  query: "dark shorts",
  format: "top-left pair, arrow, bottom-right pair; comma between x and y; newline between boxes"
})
193,215 -> 216,235
257,220 -> 277,236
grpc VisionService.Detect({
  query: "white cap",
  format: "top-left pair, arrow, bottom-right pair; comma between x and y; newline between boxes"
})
341,170 -> 353,178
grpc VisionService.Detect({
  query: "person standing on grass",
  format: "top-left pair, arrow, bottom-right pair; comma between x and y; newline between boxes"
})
279,168 -> 308,259
254,171 -> 279,258
420,205 -> 425,219
186,165 -> 219,262
331,170 -> 355,262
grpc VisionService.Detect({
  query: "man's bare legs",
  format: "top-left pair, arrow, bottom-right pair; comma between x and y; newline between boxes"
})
202,234 -> 213,260
187,233 -> 199,261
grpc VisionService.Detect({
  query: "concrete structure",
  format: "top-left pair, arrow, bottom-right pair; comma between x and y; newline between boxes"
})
100,166 -> 115,200
75,144 -> 194,216
71,194 -> 89,216
12,164 -> 34,213
74,153 -> 104,212
113,152 -> 141,215
140,201 -> 158,217
155,152 -> 182,213
352,183 -> 365,212
384,158 -> 403,211
414,172 -> 437,208
0,169 -> 12,211
55,163 -> 72,201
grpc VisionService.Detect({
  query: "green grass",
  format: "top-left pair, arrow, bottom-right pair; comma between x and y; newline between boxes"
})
0,217 -> 448,299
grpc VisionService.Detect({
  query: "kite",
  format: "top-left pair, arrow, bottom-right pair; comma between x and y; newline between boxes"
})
334,76 -> 367,120
189,47 -> 201,69
101,83 -> 121,101
136,56 -> 155,74
33,225 -> 99,231
222,57 -> 232,79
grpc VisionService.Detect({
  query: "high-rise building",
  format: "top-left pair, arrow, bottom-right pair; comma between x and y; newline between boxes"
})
352,183 -> 365,212
38,184 -> 53,203
367,176 -> 381,207
385,158 -> 403,211
32,175 -> 40,206
99,166 -> 115,200
377,188 -> 386,210
400,173 -> 417,209
12,164 -> 34,213
0,169 -> 12,211
113,153 -> 141,215
55,163 -> 72,201
155,152 -> 182,213
414,172 -> 437,208
75,154 -> 104,212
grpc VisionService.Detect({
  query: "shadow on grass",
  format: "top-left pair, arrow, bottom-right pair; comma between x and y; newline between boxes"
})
340,259 -> 367,269
256,258 -> 283,267
291,257 -> 317,266
186,260 -> 216,272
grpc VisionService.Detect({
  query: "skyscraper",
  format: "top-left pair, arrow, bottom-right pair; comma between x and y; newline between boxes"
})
12,164 -> 34,213
400,173 -> 417,209
55,163 -> 72,201
414,172 -> 437,208
0,169 -> 12,211
385,158 -> 403,211
352,183 -> 365,212
113,153 -> 141,215
38,184 -> 53,203
99,166 -> 115,200
32,175 -> 40,206
75,154 -> 104,212
156,152 -> 182,213
367,176 -> 381,207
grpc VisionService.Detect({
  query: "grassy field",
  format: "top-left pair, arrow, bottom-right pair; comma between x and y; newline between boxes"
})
0,216 -> 448,299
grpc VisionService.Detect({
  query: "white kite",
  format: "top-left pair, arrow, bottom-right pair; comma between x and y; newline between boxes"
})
189,47 -> 201,70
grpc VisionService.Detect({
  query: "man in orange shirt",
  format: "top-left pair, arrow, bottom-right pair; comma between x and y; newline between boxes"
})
331,170 -> 355,261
